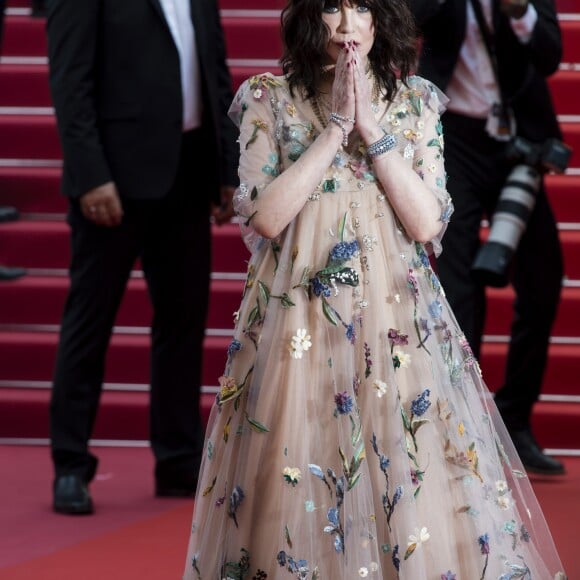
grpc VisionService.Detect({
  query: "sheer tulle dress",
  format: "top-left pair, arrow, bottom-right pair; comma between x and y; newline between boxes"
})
183,73 -> 567,579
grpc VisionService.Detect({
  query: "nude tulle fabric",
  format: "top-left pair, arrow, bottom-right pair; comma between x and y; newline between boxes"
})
183,74 -> 566,579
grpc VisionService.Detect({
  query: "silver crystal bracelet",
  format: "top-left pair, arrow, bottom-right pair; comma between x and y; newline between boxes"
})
367,132 -> 397,159
329,112 -> 355,147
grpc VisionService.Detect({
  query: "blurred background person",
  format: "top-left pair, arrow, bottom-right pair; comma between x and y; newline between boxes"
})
46,0 -> 239,514
409,0 -> 566,475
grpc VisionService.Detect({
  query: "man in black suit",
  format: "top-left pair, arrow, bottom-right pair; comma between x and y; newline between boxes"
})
46,0 -> 239,514
409,0 -> 566,474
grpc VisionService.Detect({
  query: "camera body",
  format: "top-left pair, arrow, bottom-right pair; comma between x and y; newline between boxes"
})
471,136 -> 572,287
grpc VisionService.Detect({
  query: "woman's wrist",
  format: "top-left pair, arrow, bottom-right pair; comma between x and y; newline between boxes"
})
328,112 -> 355,147
367,131 -> 397,159
326,120 -> 349,148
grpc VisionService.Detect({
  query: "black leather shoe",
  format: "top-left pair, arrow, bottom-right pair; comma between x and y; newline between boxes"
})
155,458 -> 198,498
53,474 -> 94,515
0,265 -> 26,281
155,472 -> 198,497
0,206 -> 19,223
510,428 -> 566,476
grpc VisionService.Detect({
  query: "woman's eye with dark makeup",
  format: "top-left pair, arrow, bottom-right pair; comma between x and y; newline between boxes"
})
322,0 -> 340,14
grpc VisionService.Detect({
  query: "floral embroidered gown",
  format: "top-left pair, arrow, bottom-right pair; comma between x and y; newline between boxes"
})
183,74 -> 566,580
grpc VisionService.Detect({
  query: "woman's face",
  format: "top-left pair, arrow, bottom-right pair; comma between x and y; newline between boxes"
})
321,0 -> 375,65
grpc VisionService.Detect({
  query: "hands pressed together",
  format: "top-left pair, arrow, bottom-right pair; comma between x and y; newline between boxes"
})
328,40 -> 385,148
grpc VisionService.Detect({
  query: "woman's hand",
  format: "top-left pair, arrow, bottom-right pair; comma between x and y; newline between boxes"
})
352,46 -> 385,145
353,49 -> 383,145
329,42 -> 356,140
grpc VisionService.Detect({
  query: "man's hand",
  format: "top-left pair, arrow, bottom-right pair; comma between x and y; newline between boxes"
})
211,185 -> 236,225
80,182 -> 124,227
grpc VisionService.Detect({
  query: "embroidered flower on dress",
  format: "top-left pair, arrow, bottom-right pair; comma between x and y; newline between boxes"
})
478,533 -> 490,554
497,495 -> 511,510
405,527 -> 430,560
217,375 -> 239,404
392,347 -> 411,369
329,240 -> 360,262
334,391 -> 354,415
373,379 -> 388,398
408,526 -> 430,547
364,342 -> 373,378
441,572 -> 457,580
289,328 -> 312,359
387,328 -> 409,346
283,466 -> 302,487
358,568 -> 369,577
227,339 -> 242,357
411,389 -> 431,416
496,480 -> 509,493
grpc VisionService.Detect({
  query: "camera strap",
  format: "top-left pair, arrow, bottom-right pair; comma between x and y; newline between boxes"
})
468,0 -> 514,139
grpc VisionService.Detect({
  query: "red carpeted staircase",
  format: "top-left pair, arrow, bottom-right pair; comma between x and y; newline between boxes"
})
1,0 -> 579,452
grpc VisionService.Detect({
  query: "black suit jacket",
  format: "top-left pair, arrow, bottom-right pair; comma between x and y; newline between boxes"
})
47,0 -> 239,200
409,0 -> 562,142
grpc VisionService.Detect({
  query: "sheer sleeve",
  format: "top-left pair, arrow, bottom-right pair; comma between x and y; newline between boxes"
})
407,77 -> 454,257
228,74 -> 284,254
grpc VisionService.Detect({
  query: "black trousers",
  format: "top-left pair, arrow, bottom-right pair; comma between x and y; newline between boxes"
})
437,111 -> 563,431
50,129 -> 211,482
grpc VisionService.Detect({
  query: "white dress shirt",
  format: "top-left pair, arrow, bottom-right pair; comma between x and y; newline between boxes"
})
159,0 -> 202,131
446,0 -> 538,122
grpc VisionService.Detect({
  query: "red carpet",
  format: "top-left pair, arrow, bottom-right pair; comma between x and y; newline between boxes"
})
0,446 -> 578,579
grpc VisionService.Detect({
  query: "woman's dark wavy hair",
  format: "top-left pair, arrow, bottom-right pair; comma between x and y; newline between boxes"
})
280,0 -> 418,102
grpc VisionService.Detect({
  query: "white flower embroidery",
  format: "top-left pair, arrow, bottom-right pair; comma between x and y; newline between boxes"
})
408,526 -> 430,547
496,480 -> 508,493
358,567 -> 369,577
497,495 -> 511,510
393,347 -> 412,368
373,379 -> 388,398
289,328 -> 312,359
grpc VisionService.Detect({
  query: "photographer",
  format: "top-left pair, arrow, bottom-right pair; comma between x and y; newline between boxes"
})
409,0 -> 566,474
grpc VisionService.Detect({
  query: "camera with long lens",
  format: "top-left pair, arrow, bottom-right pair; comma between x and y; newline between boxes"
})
471,136 -> 572,287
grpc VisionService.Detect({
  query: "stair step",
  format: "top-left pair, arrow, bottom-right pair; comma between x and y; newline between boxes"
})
0,331 -> 578,397
2,64 -> 578,117
0,220 -> 251,274
0,387 -> 215,441
5,114 -> 580,166
0,331 -> 230,387
1,275 -> 580,337
0,63 -> 52,107
0,383 -> 576,446
0,276 -> 244,330
0,115 -> 61,159
2,167 -> 580,222
3,14 -> 580,65
0,165 -> 64,213
3,220 -> 580,279
548,70 -> 580,116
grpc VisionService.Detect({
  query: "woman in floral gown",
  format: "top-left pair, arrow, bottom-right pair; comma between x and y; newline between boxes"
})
183,0 -> 567,577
